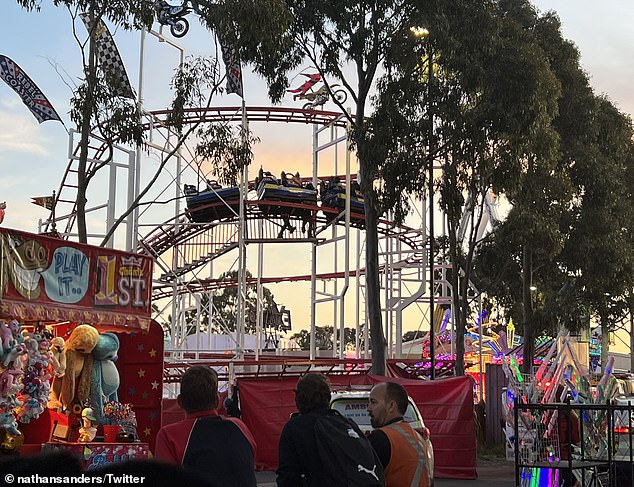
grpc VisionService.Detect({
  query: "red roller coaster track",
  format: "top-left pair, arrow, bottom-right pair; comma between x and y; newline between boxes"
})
48,105 -> 425,301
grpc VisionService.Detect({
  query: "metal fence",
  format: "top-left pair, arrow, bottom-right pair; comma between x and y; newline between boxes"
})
514,400 -> 634,487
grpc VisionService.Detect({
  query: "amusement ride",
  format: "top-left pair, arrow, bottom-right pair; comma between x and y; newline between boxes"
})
36,4 -> 500,387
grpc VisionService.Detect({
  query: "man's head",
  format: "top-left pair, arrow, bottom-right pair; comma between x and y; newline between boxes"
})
295,372 -> 331,414
368,382 -> 409,428
178,366 -> 218,414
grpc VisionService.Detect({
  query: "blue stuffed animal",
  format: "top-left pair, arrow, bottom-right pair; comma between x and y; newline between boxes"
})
89,333 -> 120,425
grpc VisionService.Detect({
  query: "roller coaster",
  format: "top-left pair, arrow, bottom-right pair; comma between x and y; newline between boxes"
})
39,29 -> 449,369
42,103 -> 447,364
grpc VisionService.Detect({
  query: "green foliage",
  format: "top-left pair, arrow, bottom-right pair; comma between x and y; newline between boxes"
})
474,8 -> 634,370
18,1 -> 155,30
195,124 -> 259,187
191,270 -> 283,335
289,326 -> 356,351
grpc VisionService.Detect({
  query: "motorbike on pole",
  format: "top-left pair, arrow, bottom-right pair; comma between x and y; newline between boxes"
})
154,0 -> 191,38
300,85 -> 347,111
287,73 -> 348,112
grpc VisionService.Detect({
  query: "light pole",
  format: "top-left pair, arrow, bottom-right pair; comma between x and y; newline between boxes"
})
411,26 -> 436,379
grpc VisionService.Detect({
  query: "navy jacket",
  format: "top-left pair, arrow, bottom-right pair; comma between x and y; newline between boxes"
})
276,407 -> 330,487
155,409 -> 256,487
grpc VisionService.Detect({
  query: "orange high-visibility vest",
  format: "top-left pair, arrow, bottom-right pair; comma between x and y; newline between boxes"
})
381,422 -> 431,487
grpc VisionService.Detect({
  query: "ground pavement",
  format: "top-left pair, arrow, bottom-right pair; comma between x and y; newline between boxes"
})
255,458 -> 516,486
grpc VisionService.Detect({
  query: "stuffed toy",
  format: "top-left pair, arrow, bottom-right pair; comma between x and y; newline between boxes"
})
16,327 -> 52,424
0,409 -> 20,436
0,322 -> 13,356
0,365 -> 22,398
89,333 -> 120,424
49,337 -> 66,378
78,406 -> 97,442
2,343 -> 26,368
0,429 -> 23,454
55,325 -> 100,411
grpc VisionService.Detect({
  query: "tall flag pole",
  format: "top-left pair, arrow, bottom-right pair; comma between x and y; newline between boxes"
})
219,38 -> 243,98
0,55 -> 62,124
79,13 -> 135,99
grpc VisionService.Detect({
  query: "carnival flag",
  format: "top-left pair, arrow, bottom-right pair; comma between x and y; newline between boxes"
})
79,13 -> 135,99
219,38 -> 243,98
0,55 -> 62,124
31,196 -> 54,210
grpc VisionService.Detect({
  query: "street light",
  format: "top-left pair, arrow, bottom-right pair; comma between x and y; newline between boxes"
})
411,25 -> 436,379
410,26 -> 430,37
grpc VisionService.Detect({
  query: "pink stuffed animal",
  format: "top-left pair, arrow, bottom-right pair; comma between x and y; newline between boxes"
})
0,365 -> 22,397
0,322 -> 13,352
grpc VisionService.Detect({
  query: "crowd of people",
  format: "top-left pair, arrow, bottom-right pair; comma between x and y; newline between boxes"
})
0,367 -> 432,487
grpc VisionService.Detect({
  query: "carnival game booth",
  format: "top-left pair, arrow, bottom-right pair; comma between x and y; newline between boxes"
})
0,228 -> 163,467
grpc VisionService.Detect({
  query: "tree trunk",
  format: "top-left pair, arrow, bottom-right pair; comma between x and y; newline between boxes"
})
600,309 -> 610,372
77,10 -> 98,244
521,245 -> 535,375
363,175 -> 385,376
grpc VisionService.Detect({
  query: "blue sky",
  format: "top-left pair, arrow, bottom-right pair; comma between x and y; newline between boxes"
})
1,1 -> 633,332
1,1 -> 632,231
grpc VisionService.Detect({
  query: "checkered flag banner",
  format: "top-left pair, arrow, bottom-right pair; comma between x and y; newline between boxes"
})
80,13 -> 135,99
219,37 -> 243,98
0,55 -> 62,124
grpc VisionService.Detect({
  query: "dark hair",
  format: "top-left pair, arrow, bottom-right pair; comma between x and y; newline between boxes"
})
179,366 -> 218,413
385,382 -> 409,415
295,372 -> 331,413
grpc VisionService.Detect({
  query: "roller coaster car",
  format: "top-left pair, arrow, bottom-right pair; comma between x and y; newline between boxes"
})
184,181 -> 240,223
319,177 -> 365,227
255,169 -> 317,218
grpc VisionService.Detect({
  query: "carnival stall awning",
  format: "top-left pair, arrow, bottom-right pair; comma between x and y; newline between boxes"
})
0,228 -> 153,331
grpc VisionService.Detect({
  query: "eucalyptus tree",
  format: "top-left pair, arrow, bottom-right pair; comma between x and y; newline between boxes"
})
201,0 -> 428,374
195,269 -> 280,334
290,326 -> 357,351
367,0 -> 562,374
16,0 -> 155,243
475,10 -> 634,373
15,1 -> 251,247
562,97 -> 634,367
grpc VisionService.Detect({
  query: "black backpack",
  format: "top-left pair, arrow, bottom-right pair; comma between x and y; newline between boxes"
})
314,409 -> 385,487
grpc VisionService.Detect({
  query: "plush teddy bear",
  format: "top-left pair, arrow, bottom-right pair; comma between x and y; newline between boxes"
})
89,333 -> 120,425
53,325 -> 99,411
49,337 -> 66,378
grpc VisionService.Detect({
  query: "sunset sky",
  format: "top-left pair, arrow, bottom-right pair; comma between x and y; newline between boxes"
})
1,1 -> 632,339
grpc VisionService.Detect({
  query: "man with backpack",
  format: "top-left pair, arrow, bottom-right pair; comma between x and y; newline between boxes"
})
277,372 -> 384,487
368,382 -> 432,487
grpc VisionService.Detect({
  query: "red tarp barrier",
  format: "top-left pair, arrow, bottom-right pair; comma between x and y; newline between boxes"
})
368,375 -> 477,479
238,375 -> 476,479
